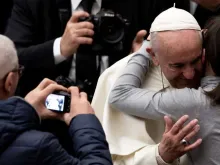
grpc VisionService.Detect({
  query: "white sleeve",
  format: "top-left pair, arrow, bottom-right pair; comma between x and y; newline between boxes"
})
53,37 -> 67,64
156,144 -> 179,165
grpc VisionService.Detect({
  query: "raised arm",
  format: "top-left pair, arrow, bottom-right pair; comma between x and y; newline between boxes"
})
108,53 -> 204,121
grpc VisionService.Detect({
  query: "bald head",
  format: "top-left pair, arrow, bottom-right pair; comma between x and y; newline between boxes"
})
151,30 -> 202,55
0,35 -> 18,80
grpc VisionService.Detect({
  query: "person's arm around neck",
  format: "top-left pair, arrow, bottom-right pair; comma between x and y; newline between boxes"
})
108,48 -> 203,121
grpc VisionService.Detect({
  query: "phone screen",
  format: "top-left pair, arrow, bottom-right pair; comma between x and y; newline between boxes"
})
45,94 -> 65,112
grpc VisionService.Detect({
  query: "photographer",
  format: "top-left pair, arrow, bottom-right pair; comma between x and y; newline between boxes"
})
0,78 -> 113,165
4,0 -> 190,101
4,0 -> 138,101
0,34 -> 111,164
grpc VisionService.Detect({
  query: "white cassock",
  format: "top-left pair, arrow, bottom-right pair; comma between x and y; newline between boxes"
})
92,41 -> 190,165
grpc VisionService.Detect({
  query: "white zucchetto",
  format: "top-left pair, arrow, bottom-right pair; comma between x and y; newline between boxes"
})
150,7 -> 201,33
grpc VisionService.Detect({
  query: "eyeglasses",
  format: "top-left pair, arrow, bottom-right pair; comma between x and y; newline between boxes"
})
12,65 -> 25,77
0,65 -> 25,87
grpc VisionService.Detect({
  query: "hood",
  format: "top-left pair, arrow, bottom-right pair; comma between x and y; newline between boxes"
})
0,97 -> 40,154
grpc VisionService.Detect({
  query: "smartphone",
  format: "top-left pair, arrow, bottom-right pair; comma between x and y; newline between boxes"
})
45,91 -> 71,113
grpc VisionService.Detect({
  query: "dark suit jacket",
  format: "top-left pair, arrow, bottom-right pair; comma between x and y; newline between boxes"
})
0,0 -> 13,33
5,0 -> 190,97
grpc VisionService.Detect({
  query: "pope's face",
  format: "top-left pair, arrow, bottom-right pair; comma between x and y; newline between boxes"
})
151,30 -> 204,89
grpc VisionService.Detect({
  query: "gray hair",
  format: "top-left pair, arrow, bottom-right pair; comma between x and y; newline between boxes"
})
150,30 -> 203,54
0,35 -> 18,80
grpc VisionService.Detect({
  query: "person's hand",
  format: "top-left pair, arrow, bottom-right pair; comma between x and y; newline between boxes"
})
159,115 -> 202,163
25,78 -> 67,120
60,11 -> 94,57
63,87 -> 94,125
131,30 -> 147,53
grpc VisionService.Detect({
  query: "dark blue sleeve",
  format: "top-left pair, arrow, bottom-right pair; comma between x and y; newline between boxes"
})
69,114 -> 113,165
38,114 -> 113,165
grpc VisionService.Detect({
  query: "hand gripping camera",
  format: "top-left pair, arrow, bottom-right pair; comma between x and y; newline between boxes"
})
78,9 -> 130,55
45,76 -> 73,113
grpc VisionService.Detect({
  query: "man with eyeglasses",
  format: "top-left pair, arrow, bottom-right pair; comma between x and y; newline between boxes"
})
0,34 -> 112,165
0,65 -> 24,99
0,35 -> 24,100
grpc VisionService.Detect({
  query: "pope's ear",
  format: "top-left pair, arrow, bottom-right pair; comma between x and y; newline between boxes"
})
146,48 -> 159,66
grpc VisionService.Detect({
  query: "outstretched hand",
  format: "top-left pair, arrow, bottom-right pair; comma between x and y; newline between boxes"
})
159,115 -> 202,163
131,30 -> 147,53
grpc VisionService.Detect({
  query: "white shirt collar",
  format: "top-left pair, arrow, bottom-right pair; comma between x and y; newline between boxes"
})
71,0 -> 102,11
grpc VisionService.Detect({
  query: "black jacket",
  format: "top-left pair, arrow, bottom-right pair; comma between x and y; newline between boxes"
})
0,97 -> 112,165
0,0 -> 13,33
5,0 -> 190,97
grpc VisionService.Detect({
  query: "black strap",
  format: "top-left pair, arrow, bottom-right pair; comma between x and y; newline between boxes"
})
75,0 -> 98,102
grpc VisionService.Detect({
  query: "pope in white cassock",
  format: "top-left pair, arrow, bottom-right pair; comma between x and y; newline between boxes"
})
92,7 -> 202,165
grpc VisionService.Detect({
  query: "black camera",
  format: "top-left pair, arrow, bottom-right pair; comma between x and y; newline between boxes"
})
78,9 -> 130,54
45,76 -> 73,113
55,76 -> 75,88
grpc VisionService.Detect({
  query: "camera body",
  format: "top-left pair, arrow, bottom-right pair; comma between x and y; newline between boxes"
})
78,9 -> 130,55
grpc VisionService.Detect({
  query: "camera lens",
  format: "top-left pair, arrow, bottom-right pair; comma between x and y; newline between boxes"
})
99,17 -> 124,44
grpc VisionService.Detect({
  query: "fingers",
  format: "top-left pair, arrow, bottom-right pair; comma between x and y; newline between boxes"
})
75,22 -> 94,29
164,116 -> 174,133
184,124 -> 200,141
170,115 -> 189,135
184,138 -> 202,152
42,84 -> 67,98
69,87 -> 88,103
80,92 -> 88,100
36,78 -> 56,90
75,28 -> 94,37
69,87 -> 80,101
177,119 -> 198,141
134,30 -> 147,43
74,37 -> 93,45
69,11 -> 89,23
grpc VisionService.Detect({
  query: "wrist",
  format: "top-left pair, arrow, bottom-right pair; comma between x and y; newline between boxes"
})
64,118 -> 71,126
64,114 -> 75,126
60,45 -> 68,58
60,38 -> 76,58
21,97 -> 42,124
158,144 -> 173,164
